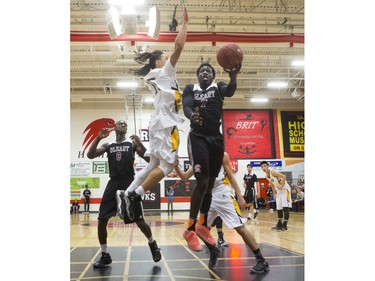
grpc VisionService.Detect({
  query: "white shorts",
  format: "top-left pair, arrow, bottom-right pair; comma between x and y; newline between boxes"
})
207,191 -> 243,229
276,185 -> 292,209
145,126 -> 179,164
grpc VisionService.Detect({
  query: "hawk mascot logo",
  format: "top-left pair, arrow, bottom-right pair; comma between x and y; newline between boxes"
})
82,118 -> 115,152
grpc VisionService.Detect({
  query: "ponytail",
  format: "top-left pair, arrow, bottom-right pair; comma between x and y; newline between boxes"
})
133,50 -> 163,76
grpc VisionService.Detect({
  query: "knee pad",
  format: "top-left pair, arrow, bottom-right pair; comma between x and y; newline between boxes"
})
159,160 -> 174,176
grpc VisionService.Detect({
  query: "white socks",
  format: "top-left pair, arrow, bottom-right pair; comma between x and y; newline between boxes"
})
135,186 -> 145,196
125,185 -> 145,196
101,244 -> 107,253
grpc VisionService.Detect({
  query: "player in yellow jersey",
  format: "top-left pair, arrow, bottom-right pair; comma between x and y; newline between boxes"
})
260,161 -> 292,231
174,152 -> 270,274
118,6 -> 189,222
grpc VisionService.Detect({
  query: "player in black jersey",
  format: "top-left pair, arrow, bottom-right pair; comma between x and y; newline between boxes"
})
87,120 -> 161,268
243,164 -> 260,221
181,62 -> 241,251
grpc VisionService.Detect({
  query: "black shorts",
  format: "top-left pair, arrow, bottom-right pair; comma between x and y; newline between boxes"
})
122,200 -> 145,224
244,187 -> 255,204
98,176 -> 137,220
188,131 -> 224,178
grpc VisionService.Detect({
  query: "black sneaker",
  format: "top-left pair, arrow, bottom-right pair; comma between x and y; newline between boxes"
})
93,252 -> 112,268
124,190 -> 141,221
208,246 -> 221,269
281,221 -> 288,231
148,240 -> 162,262
253,211 -> 259,219
250,260 -> 270,273
271,221 -> 282,231
217,238 -> 229,247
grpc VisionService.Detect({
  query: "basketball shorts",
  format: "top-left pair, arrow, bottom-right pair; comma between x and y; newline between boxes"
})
207,189 -> 243,229
276,186 -> 292,210
244,187 -> 255,203
187,130 -> 224,178
98,176 -> 135,220
145,126 -> 179,164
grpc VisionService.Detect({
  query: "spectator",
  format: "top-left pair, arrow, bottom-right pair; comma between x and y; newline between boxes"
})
291,188 -> 297,211
83,185 -> 91,213
294,187 -> 305,212
266,185 -> 276,211
71,200 -> 80,213
257,195 -> 266,209
167,186 -> 174,214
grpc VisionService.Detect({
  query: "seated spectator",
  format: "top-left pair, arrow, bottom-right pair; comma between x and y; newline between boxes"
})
293,187 -> 304,212
268,194 -> 276,212
266,185 -> 273,206
71,200 -> 80,213
257,195 -> 266,209
291,188 -> 298,211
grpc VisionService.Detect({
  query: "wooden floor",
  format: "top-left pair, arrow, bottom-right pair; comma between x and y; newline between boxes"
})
70,209 -> 304,281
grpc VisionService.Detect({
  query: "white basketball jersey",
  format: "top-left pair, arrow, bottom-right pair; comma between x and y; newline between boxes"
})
144,59 -> 184,130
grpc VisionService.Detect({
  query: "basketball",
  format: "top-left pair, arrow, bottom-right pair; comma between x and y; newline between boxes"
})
216,43 -> 243,69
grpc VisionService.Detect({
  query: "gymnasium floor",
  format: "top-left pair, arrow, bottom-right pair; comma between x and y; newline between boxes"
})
70,210 -> 304,281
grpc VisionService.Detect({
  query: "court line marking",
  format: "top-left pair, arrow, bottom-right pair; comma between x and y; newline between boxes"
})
161,253 -> 175,281
75,248 -> 101,281
164,226 -> 222,280
123,223 -> 135,281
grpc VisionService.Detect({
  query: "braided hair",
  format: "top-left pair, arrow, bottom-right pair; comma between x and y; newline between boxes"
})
133,50 -> 163,76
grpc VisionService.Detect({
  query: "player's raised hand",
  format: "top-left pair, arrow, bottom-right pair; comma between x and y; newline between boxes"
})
98,128 -> 112,139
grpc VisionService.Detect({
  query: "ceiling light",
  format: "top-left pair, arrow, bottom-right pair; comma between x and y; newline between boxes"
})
267,81 -> 288,88
291,60 -> 304,66
250,98 -> 269,103
147,7 -> 160,39
117,81 -> 138,88
106,6 -> 122,39
144,98 -> 154,103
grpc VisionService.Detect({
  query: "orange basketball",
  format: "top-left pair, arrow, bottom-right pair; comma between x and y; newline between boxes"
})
216,43 -> 243,69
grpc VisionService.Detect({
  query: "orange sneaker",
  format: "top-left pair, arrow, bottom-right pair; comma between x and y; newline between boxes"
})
183,230 -> 203,252
195,224 -> 216,245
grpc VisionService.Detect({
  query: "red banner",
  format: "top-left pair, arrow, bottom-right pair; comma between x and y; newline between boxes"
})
230,160 -> 238,172
222,110 -> 275,159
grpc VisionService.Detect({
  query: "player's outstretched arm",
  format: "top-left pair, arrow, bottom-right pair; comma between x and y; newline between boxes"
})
170,5 -> 189,67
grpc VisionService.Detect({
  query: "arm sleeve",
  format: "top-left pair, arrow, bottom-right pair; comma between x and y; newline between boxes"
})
182,84 -> 195,119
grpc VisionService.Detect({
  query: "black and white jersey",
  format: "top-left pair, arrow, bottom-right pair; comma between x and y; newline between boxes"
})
183,82 -> 228,135
243,173 -> 258,190
106,139 -> 135,179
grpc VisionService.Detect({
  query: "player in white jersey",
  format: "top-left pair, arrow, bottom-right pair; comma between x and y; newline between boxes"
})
174,152 -> 270,274
120,6 -> 189,221
260,161 -> 291,231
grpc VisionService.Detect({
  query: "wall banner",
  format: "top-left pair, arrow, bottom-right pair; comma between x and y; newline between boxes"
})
222,110 -> 276,159
280,111 -> 304,157
164,179 -> 196,197
142,184 -> 161,209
